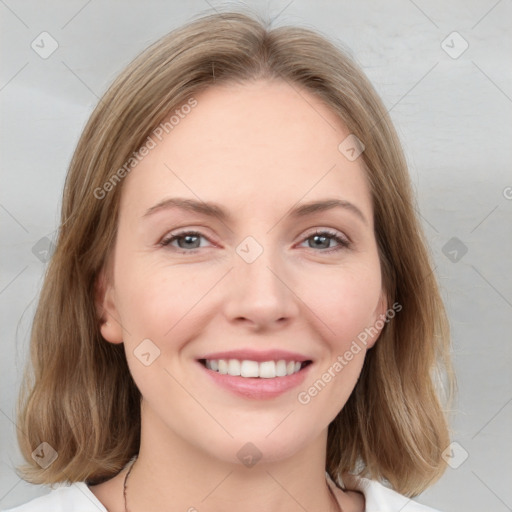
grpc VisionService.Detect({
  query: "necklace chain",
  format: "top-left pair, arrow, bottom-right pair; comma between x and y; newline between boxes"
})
123,456 -> 136,512
122,456 -> 342,512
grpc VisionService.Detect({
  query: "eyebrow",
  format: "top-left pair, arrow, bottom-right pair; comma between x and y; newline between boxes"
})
142,197 -> 368,225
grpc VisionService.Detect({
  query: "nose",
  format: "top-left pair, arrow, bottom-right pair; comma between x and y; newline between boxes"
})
223,242 -> 299,331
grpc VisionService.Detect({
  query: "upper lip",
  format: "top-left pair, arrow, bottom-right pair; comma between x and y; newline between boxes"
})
197,349 -> 313,363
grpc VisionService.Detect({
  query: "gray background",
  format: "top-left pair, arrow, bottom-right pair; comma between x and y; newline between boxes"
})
1,1 -> 511,510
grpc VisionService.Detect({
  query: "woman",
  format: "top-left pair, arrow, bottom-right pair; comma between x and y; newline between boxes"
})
4,9 -> 454,512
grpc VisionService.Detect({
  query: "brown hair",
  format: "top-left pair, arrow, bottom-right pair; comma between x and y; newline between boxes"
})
14,8 -> 455,496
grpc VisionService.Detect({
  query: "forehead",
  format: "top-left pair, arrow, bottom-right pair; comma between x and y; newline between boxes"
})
119,79 -> 373,223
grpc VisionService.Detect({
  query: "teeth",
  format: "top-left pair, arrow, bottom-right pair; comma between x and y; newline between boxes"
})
259,361 -> 275,378
228,359 -> 241,376
241,360 -> 259,377
276,360 -> 287,376
204,358 -> 306,378
218,359 -> 228,374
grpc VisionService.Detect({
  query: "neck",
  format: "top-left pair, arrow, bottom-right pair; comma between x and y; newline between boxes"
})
124,404 -> 341,512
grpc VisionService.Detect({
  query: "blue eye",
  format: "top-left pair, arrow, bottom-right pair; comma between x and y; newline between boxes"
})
300,230 -> 351,252
160,231 -> 209,253
160,229 -> 350,254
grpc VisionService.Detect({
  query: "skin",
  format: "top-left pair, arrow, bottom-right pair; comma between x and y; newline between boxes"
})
92,79 -> 387,512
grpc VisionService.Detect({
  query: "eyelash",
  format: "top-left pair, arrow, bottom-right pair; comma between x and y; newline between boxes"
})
159,229 -> 351,254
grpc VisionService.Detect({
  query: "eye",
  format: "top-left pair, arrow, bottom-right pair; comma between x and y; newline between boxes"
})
299,229 -> 351,252
159,228 -> 351,254
159,230 -> 212,253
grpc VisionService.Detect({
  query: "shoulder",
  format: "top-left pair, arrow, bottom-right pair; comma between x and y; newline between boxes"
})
1,482 -> 108,512
328,472 -> 443,512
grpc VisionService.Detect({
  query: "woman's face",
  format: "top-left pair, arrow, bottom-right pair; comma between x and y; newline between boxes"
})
99,79 -> 386,465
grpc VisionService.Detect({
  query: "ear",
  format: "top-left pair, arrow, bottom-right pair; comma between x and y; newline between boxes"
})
365,290 -> 388,349
95,266 -> 124,344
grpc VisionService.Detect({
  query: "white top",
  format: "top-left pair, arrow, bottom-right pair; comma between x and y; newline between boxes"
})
2,475 -> 441,512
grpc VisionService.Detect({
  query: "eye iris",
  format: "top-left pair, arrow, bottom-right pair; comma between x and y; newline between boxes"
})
166,231 -> 344,252
311,234 -> 330,249
178,234 -> 200,249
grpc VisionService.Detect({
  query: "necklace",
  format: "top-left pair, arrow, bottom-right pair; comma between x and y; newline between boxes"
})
123,456 -> 136,512
123,456 -> 342,512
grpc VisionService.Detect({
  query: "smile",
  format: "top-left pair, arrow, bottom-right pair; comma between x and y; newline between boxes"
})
197,356 -> 314,400
200,358 -> 312,378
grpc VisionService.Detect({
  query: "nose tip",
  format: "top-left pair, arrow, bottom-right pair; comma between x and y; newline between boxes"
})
226,243 -> 298,329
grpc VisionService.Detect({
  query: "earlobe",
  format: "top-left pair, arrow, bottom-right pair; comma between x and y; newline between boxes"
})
95,269 -> 124,344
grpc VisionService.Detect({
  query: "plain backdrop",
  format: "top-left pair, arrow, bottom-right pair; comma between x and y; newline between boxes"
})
1,1 -> 511,511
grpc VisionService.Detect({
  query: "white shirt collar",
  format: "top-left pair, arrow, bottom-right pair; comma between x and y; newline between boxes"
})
326,472 -> 442,511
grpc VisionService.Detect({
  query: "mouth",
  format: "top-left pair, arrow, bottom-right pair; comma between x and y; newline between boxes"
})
198,358 -> 313,378
196,356 -> 314,399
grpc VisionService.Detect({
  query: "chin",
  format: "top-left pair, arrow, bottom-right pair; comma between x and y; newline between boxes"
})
211,427 -> 318,467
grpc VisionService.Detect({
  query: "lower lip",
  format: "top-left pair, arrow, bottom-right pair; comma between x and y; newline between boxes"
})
197,361 -> 312,400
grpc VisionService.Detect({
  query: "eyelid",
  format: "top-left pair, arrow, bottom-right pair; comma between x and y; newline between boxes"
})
300,227 -> 351,244
296,228 -> 351,252
159,228 -> 217,249
159,226 -> 351,253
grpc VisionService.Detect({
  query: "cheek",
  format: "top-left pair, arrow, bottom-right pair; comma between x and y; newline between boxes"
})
115,254 -> 200,339
295,267 -> 380,419
298,262 -> 383,349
